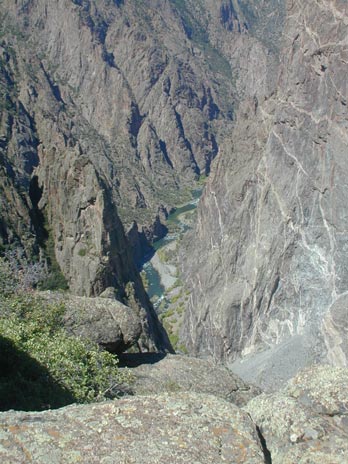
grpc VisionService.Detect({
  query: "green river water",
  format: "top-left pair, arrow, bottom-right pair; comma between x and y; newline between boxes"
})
142,189 -> 202,305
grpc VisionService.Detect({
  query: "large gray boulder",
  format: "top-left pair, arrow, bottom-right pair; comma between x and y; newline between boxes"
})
245,365 -> 348,463
62,294 -> 143,354
0,393 -> 265,464
40,291 -> 142,354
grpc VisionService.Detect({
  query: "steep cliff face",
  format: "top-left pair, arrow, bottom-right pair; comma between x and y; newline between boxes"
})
0,0 -> 255,352
181,0 -> 348,387
0,0 -> 247,289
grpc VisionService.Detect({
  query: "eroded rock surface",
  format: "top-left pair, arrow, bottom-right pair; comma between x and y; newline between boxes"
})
0,0 -> 283,356
322,294 -> 348,367
246,366 -> 348,463
39,290 -> 171,354
58,293 -> 143,353
0,393 -> 265,464
126,353 -> 261,406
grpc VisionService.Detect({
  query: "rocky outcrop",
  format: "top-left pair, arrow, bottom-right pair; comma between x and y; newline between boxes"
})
0,393 -> 265,464
246,365 -> 348,463
0,33 -> 170,352
40,291 -> 142,353
126,353 -> 261,406
0,364 -> 347,462
181,0 -> 348,387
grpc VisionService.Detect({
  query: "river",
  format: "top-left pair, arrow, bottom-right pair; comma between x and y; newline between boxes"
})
142,189 -> 202,309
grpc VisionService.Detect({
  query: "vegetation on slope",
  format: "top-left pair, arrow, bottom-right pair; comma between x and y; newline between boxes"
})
0,253 -> 131,411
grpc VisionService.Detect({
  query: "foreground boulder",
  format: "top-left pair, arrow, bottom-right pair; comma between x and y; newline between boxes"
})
245,366 -> 348,463
0,393 -> 265,464
125,354 -> 260,406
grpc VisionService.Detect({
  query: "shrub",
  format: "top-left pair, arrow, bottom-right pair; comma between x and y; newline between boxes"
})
0,256 -> 132,410
38,271 -> 69,291
40,233 -> 69,291
78,248 -> 87,257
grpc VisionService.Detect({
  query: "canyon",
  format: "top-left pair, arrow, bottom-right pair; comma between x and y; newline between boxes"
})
0,0 -> 348,461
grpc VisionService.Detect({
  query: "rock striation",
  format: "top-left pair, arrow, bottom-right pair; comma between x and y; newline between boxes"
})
181,0 -> 348,387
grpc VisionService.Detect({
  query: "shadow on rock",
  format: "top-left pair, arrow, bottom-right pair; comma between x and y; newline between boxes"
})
118,352 -> 166,368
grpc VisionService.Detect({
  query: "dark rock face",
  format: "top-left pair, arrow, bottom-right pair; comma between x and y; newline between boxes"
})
0,0 -> 246,352
0,0 -> 241,283
181,0 -> 348,387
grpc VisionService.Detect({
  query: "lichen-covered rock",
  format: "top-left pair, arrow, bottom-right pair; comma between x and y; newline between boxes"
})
245,365 -> 348,463
0,393 -> 265,464
127,354 -> 261,406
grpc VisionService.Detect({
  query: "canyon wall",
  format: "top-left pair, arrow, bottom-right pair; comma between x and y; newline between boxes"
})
0,0 -> 255,351
181,0 -> 348,387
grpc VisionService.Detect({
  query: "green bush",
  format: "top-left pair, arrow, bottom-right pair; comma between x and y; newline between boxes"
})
170,291 -> 183,304
0,256 -> 132,410
38,271 -> 69,291
78,248 -> 87,257
169,332 -> 179,348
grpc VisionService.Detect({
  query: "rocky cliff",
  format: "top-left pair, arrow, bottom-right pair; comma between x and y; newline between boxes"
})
181,0 -> 348,387
0,0 -> 243,279
0,0 -> 249,351
2,0 -> 347,381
